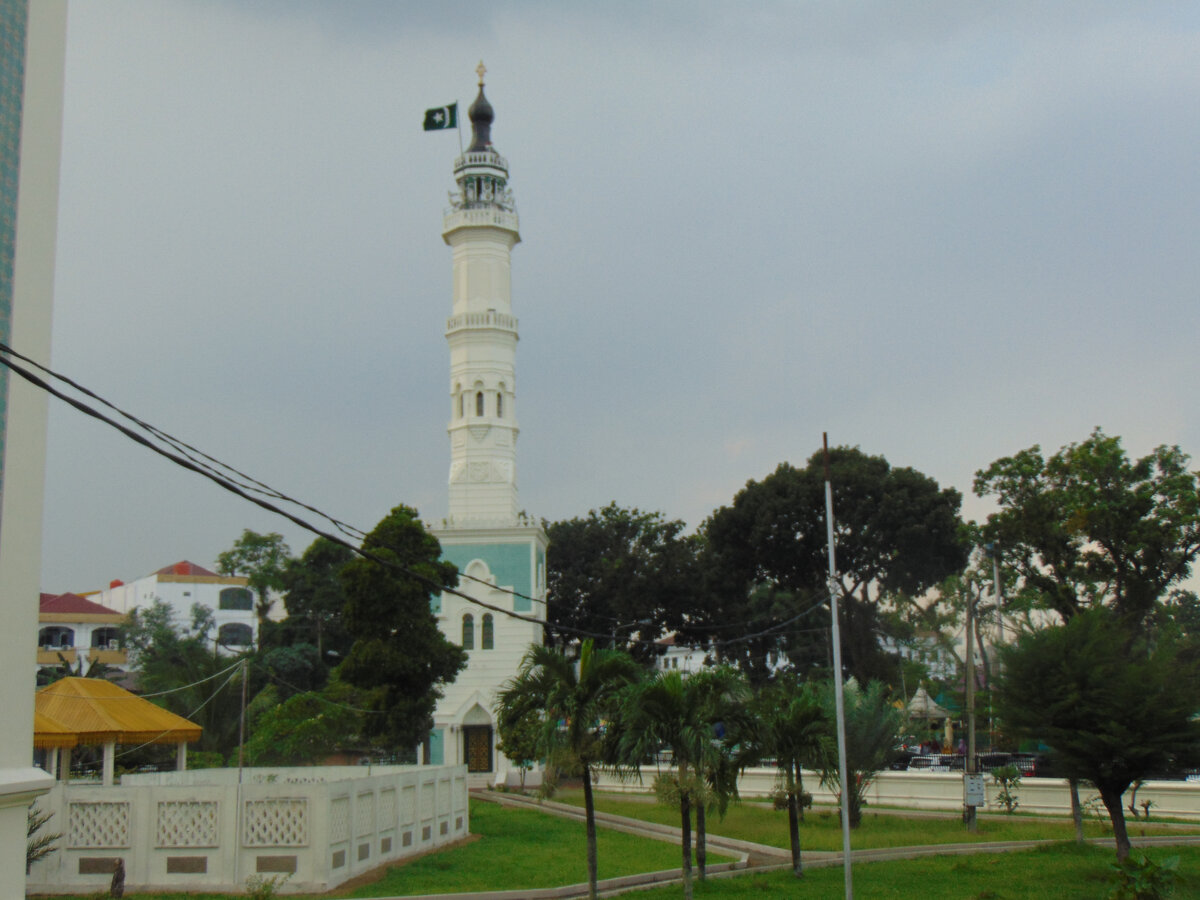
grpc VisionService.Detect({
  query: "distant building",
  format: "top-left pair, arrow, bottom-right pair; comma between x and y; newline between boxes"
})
37,591 -> 128,672
655,634 -> 709,675
88,560 -> 258,651
426,67 -> 547,787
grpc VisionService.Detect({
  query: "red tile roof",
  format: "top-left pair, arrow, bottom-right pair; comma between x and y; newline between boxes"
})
39,592 -> 121,616
155,560 -> 219,577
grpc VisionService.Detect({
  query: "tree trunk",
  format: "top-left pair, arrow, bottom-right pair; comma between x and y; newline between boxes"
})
680,787 -> 693,900
1069,778 -> 1084,843
582,764 -> 599,900
695,800 -> 707,881
1098,783 -> 1132,862
787,765 -> 803,878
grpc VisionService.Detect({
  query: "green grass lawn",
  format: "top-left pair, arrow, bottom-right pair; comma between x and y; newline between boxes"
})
629,842 -> 1200,899
556,789 -> 1200,852
335,799 -> 720,897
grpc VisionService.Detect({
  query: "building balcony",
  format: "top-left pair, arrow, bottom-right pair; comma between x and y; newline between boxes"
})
445,309 -> 518,336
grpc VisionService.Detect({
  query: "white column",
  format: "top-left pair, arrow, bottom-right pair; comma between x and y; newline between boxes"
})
102,742 -> 115,787
176,742 -> 187,772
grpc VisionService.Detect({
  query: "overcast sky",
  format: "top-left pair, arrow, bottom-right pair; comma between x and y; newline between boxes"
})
41,1 -> 1200,592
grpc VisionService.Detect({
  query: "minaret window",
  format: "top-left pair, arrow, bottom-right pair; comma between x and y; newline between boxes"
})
496,392 -> 503,418
476,391 -> 484,416
459,393 -> 465,418
482,614 -> 494,650
462,614 -> 475,649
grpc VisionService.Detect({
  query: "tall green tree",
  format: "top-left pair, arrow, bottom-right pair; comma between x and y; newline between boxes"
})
699,448 -> 968,684
753,681 -> 830,877
280,536 -> 355,662
338,506 -> 467,748
216,529 -> 292,630
815,679 -> 904,828
245,672 -> 368,765
975,428 -> 1200,630
997,609 -> 1200,861
545,503 -> 700,661
497,641 -> 641,900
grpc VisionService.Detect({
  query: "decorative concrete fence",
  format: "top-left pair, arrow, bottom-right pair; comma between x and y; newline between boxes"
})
595,766 -> 1200,820
27,765 -> 468,894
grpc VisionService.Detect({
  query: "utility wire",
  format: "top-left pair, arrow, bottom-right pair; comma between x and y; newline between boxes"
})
5,345 -> 822,653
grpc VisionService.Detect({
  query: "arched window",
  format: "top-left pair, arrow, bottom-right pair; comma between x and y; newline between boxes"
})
458,392 -> 465,418
482,614 -> 494,650
39,626 -> 74,649
219,587 -> 253,610
218,623 -> 253,647
475,391 -> 484,417
496,392 -> 503,418
462,614 -> 474,649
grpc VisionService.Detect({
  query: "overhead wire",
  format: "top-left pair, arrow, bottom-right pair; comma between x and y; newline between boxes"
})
5,344 -> 823,654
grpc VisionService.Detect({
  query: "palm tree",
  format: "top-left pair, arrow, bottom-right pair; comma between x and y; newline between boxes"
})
616,667 -> 748,900
497,640 -> 641,900
753,680 -> 830,877
816,678 -> 904,827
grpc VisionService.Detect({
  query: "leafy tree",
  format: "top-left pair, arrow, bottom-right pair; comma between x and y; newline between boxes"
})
258,643 -> 326,700
216,529 -> 292,629
996,609 -> 1200,861
245,673 -> 367,765
752,680 -> 830,876
280,536 -> 355,662
545,503 -> 700,661
497,640 -> 641,900
338,506 -> 466,748
495,706 -> 542,792
124,600 -> 256,757
615,667 -> 749,897
815,679 -> 904,828
699,448 -> 968,684
975,429 -> 1200,631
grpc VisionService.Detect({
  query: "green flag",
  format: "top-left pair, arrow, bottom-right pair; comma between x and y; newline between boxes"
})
423,103 -> 457,131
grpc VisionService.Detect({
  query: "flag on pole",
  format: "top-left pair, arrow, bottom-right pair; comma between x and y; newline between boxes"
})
423,103 -> 457,131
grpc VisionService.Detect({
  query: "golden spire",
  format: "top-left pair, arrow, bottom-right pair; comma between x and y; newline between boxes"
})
476,60 -> 487,87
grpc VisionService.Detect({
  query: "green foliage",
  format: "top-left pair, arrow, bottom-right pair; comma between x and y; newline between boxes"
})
1108,854 -> 1180,900
245,873 -> 289,899
976,429 -> 1200,630
258,643 -> 326,700
998,608 -> 1200,860
26,804 -> 60,874
699,447 -> 967,684
245,673 -> 366,765
544,503 -> 700,662
280,535 -> 355,662
217,529 -> 292,625
497,640 -> 642,899
496,704 -> 542,791
990,764 -> 1021,813
338,506 -> 466,748
815,679 -> 904,828
123,599 -> 253,756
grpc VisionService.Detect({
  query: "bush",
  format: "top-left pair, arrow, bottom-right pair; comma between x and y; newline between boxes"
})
990,764 -> 1021,814
1108,854 -> 1179,900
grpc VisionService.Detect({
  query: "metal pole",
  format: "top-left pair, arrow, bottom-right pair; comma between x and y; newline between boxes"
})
823,433 -> 854,899
964,581 -> 977,832
237,657 -> 247,782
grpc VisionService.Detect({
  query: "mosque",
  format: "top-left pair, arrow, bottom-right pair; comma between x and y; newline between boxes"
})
425,65 -> 548,787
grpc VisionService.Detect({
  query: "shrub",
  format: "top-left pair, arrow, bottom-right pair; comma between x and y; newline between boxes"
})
990,764 -> 1021,814
1108,854 -> 1179,900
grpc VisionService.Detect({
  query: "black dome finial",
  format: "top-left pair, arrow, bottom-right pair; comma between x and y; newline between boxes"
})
467,60 -> 494,152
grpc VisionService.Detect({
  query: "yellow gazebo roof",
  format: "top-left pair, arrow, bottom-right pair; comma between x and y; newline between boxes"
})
36,677 -> 202,746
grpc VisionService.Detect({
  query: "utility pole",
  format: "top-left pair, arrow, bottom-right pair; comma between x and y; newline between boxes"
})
963,580 -> 978,831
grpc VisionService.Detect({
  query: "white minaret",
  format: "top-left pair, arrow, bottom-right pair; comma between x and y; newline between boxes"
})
443,62 -> 521,525
430,65 -> 547,787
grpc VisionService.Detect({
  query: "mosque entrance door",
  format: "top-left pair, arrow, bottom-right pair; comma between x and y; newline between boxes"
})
463,726 -> 493,773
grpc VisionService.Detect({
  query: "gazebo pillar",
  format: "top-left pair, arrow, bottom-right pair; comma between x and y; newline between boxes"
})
176,742 -> 187,772
60,748 -> 71,781
102,741 -> 115,787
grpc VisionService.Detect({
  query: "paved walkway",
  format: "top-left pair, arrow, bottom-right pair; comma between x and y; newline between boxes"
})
367,790 -> 1200,900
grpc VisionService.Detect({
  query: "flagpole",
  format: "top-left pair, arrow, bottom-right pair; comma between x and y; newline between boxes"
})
823,432 -> 854,898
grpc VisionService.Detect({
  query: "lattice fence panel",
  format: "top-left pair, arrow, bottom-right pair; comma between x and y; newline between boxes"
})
330,797 -> 350,843
156,800 -> 219,848
242,798 -> 309,847
380,788 -> 397,830
355,792 -> 375,837
68,801 -> 130,849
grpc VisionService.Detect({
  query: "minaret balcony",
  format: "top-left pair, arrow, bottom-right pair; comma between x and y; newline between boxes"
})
453,150 -> 508,175
443,207 -> 519,233
446,309 -> 518,335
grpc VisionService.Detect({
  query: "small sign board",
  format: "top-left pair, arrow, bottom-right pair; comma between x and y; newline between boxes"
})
963,773 -> 986,807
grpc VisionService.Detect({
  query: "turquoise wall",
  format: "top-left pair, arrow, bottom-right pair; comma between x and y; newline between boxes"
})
440,540 -> 535,611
